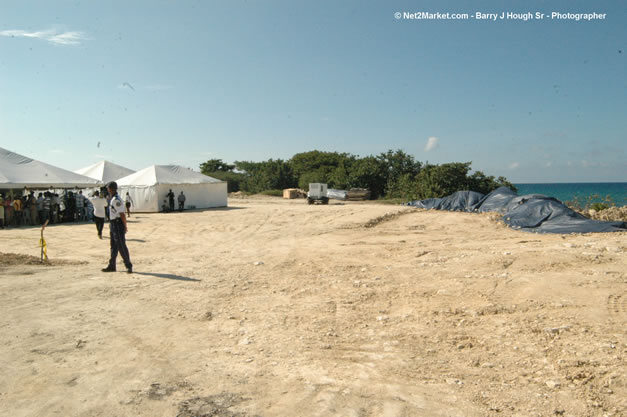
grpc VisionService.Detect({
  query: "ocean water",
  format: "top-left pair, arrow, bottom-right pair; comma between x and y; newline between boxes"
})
514,183 -> 627,207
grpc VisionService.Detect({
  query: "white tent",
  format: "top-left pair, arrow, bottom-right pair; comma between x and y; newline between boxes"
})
116,165 -> 227,212
75,160 -> 135,183
0,147 -> 102,189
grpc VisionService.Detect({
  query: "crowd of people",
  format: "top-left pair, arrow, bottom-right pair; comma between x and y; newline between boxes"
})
0,188 -> 133,229
1,187 -> 189,228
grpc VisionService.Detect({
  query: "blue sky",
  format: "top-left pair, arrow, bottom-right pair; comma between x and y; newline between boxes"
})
1,0 -> 625,183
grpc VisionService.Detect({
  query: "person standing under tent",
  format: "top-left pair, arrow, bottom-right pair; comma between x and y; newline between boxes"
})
28,192 -> 37,225
76,190 -> 86,221
12,196 -> 23,226
89,190 -> 108,239
124,192 -> 134,218
0,193 -> 5,229
85,195 -> 94,222
101,181 -> 133,274
167,189 -> 175,212
178,191 -> 186,212
42,192 -> 52,224
4,194 -> 13,226
36,193 -> 44,224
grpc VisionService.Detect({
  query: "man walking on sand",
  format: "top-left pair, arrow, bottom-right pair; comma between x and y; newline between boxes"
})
102,181 -> 133,274
89,190 -> 108,239
124,192 -> 134,218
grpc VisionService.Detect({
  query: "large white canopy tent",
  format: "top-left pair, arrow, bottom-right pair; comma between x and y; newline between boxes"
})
0,147 -> 102,190
116,165 -> 227,212
75,160 -> 135,183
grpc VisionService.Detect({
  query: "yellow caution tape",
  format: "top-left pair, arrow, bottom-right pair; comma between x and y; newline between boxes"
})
39,238 -> 48,261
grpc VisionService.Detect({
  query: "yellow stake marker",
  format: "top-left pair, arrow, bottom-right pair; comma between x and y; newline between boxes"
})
40,220 -> 49,262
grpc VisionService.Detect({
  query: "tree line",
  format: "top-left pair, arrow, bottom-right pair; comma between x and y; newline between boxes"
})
200,150 -> 516,200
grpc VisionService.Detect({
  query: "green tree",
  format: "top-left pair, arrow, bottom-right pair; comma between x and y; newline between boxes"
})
377,149 -> 422,198
235,159 -> 296,193
205,171 -> 245,192
199,159 -> 235,174
414,162 -> 472,199
199,159 -> 242,192
347,156 -> 387,198
290,151 -> 355,189
468,171 -> 517,194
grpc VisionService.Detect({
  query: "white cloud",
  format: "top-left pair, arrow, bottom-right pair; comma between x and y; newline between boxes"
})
0,28 -> 88,46
49,149 -> 64,154
424,136 -> 439,152
508,162 -> 520,169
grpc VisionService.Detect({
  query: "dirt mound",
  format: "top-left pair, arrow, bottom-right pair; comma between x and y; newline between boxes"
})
587,206 -> 627,222
177,393 -> 257,417
363,209 -> 415,228
0,252 -> 86,266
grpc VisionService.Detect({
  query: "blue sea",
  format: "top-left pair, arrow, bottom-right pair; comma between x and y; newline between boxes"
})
514,183 -> 627,207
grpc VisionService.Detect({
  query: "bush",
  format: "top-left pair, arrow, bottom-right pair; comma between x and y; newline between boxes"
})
589,202 -> 609,211
566,194 -> 615,212
203,171 -> 245,193
259,189 -> 283,197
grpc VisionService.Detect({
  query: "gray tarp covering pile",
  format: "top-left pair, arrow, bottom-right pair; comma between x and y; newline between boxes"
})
405,187 -> 626,234
327,189 -> 348,200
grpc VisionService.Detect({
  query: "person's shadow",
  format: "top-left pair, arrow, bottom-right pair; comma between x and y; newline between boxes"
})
132,272 -> 200,282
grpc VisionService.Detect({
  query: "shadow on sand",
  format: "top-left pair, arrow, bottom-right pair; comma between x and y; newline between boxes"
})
133,271 -> 201,282
161,206 -> 246,214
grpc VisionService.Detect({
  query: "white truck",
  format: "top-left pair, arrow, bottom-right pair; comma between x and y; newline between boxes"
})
307,183 -> 329,205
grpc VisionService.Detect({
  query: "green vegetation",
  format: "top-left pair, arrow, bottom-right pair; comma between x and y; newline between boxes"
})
259,189 -> 284,197
566,194 -> 615,212
200,150 -> 517,201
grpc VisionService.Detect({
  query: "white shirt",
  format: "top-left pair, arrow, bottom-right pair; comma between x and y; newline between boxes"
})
89,196 -> 108,218
108,194 -> 126,220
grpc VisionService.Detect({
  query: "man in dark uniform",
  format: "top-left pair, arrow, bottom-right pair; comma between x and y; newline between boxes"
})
102,181 -> 133,274
167,189 -> 175,212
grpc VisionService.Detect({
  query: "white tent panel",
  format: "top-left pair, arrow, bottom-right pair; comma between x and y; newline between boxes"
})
75,160 -> 135,183
121,183 -> 227,212
116,165 -> 227,212
0,147 -> 102,189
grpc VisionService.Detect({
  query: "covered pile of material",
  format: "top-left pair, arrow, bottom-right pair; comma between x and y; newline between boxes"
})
405,187 -> 626,234
283,188 -> 306,199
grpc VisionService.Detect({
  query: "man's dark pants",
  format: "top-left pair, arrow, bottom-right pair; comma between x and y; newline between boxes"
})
108,219 -> 132,270
94,216 -> 104,237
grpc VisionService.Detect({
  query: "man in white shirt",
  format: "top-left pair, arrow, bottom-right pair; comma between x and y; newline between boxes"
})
89,190 -> 108,239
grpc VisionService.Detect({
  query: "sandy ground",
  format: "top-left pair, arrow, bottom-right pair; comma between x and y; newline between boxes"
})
0,196 -> 625,417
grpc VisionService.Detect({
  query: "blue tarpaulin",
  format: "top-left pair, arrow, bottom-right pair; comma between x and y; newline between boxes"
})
405,187 -> 626,234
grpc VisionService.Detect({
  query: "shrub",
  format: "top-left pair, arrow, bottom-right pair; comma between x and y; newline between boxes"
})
259,189 -> 283,197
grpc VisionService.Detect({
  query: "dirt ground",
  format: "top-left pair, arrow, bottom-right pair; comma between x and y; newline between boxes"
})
0,196 -> 625,417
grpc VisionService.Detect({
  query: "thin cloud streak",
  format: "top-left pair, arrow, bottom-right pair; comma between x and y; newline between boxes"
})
0,28 -> 89,46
